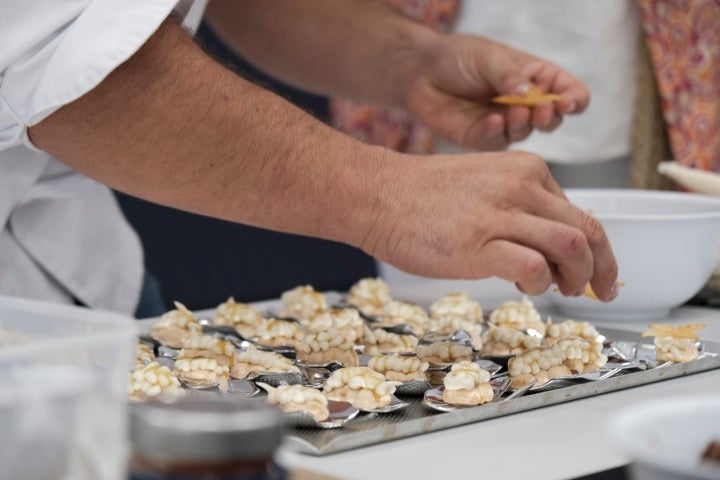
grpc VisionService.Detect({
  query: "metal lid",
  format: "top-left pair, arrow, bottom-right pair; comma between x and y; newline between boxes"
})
129,396 -> 284,462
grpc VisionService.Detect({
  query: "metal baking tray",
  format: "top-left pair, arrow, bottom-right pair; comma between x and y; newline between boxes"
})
283,327 -> 720,456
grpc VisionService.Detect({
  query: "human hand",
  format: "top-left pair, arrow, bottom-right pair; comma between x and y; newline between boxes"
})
360,150 -> 618,301
402,34 -> 590,151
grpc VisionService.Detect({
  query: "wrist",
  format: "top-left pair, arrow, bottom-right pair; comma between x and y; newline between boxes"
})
397,31 -> 468,122
323,143 -> 408,256
381,20 -> 441,110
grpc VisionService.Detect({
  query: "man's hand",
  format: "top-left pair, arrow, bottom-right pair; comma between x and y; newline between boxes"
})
29,14 -> 616,304
207,1 -> 588,152
403,34 -> 590,151
360,150 -> 618,301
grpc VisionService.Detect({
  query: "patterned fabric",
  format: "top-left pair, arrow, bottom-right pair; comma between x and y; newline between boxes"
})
630,34 -> 676,189
638,0 -> 720,172
329,0 -> 458,154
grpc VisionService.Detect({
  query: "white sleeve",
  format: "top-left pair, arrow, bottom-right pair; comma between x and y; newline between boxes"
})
0,0 -> 186,151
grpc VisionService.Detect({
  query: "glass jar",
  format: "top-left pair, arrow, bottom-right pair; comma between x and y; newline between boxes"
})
128,396 -> 285,480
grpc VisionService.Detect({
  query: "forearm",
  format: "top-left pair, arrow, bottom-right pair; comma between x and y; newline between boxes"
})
204,0 -> 437,108
28,18 -> 394,248
25,14 -> 617,300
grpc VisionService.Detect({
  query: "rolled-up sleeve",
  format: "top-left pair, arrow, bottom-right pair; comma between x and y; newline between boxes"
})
0,0 -> 180,150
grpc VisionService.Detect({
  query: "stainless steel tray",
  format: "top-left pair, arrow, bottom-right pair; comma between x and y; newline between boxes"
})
284,327 -> 720,456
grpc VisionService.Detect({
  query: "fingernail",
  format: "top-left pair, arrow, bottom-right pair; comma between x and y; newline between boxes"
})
514,83 -> 532,95
572,288 -> 585,297
607,282 -> 621,301
564,101 -> 576,112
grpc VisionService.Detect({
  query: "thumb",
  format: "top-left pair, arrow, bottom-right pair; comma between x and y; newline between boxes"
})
484,55 -> 532,95
495,71 -> 533,96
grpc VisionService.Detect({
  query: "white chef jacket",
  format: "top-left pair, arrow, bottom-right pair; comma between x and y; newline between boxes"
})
0,0 -> 205,314
437,0 -> 639,164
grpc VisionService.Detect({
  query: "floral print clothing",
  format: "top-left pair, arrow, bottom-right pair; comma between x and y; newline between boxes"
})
638,0 -> 720,171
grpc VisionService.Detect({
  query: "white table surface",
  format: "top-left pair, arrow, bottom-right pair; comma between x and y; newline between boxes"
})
275,278 -> 720,480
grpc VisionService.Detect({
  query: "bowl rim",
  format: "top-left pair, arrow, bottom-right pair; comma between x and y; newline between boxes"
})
607,394 -> 720,478
564,189 -> 720,221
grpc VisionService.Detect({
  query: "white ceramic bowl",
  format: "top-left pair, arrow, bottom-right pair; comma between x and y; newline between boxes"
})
608,395 -> 720,480
545,189 -> 720,321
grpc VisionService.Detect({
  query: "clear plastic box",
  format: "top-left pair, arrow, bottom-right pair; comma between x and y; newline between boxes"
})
0,295 -> 138,480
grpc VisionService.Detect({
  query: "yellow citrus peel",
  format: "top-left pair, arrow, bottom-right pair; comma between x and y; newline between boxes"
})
553,282 -> 624,300
493,85 -> 563,106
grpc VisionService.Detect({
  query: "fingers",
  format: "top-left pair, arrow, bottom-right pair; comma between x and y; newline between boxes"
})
525,191 -> 619,302
368,151 -> 617,302
522,62 -> 590,114
504,103 -> 564,138
493,80 -> 574,142
417,38 -> 589,150
581,214 -> 620,302
556,205 -> 617,301
500,213 -> 594,296
480,239 -> 554,295
530,104 -> 562,132
482,157 -> 616,301
540,112 -> 563,132
529,104 -> 553,129
505,106 -> 532,142
484,54 -> 533,98
477,112 -> 511,149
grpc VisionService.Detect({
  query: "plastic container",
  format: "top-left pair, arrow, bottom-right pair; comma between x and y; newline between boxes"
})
0,294 -> 138,480
128,396 -> 286,479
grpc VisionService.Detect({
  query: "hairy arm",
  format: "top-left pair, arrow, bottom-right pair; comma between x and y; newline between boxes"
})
204,0 -> 436,108
29,18 -> 385,247
28,17 -> 618,301
205,0 -> 589,150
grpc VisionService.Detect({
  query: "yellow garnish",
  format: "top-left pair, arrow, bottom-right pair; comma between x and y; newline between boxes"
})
583,283 -> 601,300
553,282 -> 624,300
642,323 -> 705,340
493,86 -> 563,106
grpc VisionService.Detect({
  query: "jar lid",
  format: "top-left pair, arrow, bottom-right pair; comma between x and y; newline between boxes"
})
129,396 -> 284,462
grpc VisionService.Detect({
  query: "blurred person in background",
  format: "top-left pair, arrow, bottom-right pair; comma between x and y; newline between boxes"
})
0,0 -> 621,321
330,0 -> 719,291
332,0 -> 640,188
